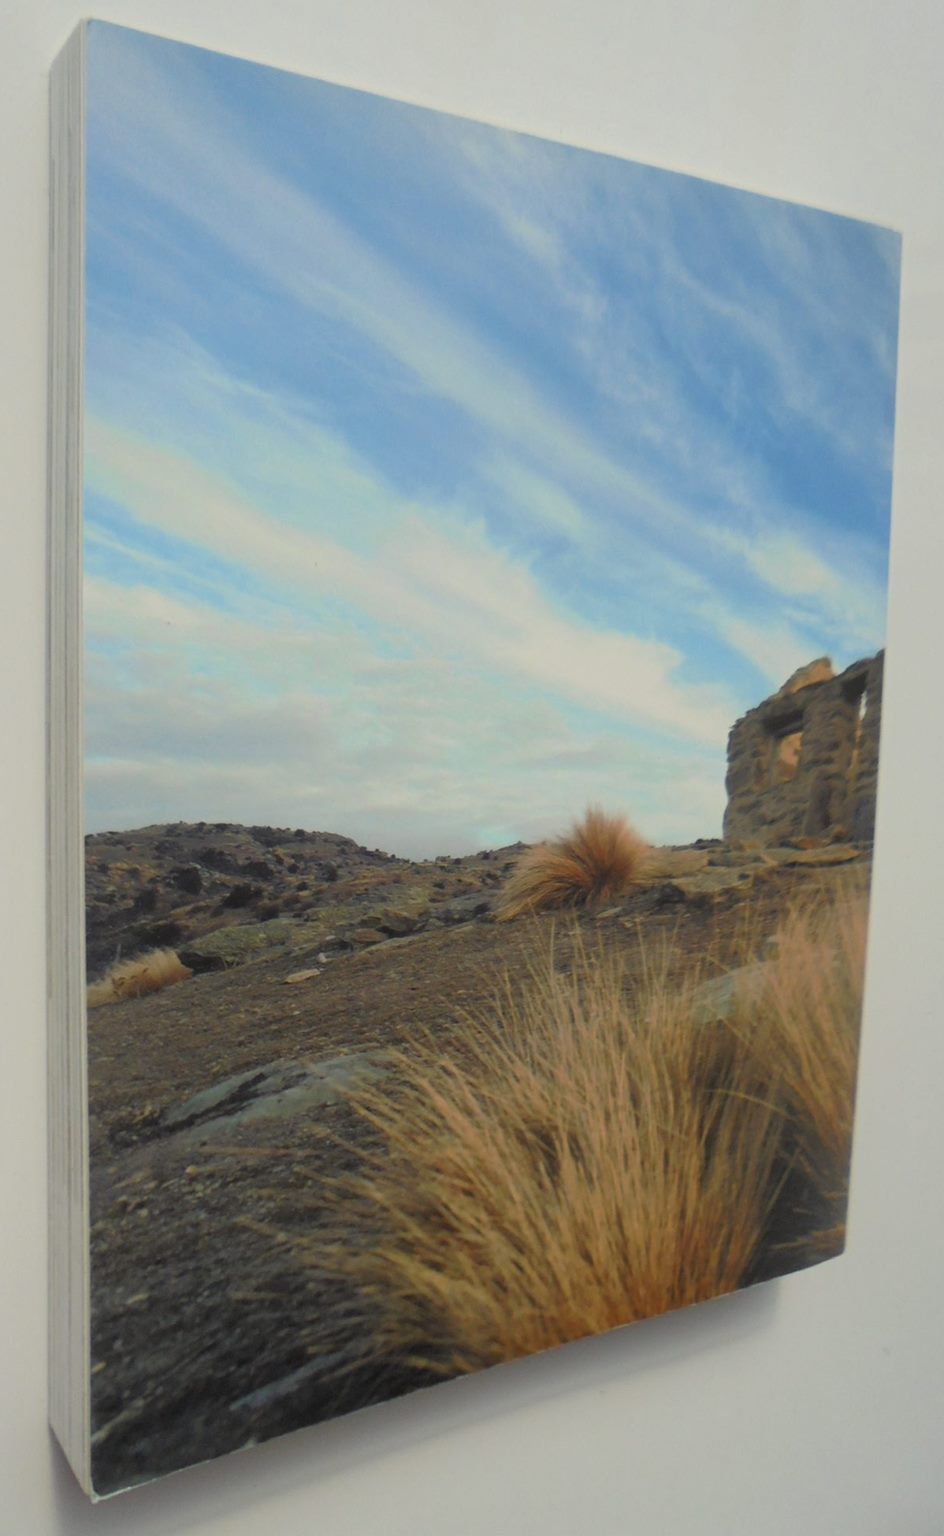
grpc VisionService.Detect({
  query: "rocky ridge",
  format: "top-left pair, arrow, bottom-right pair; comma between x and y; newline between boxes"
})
86,821 -> 865,992
85,820 -> 520,981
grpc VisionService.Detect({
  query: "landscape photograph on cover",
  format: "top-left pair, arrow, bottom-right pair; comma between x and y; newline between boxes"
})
81,21 -> 900,1493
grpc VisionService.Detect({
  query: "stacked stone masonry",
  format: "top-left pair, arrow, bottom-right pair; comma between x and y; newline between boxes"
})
723,652 -> 883,847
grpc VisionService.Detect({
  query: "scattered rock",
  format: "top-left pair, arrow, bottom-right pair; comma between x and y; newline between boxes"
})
377,929 -> 435,949
284,968 -> 321,985
624,883 -> 688,916
108,1105 -> 163,1146
690,962 -> 771,1024
375,908 -> 421,937
671,869 -> 755,901
438,893 -> 494,924
640,848 -> 710,880
778,845 -> 861,868
352,928 -> 386,947
706,848 -> 769,868
179,918 -> 297,970
759,845 -> 861,868
628,868 -> 754,912
162,1052 -> 391,1143
164,1067 -> 271,1130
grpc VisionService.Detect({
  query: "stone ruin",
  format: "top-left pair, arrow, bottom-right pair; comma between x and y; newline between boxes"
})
723,652 -> 883,847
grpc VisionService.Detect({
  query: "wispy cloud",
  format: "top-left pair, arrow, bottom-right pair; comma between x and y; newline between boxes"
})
86,416 -> 735,745
88,26 -> 838,576
85,573 -> 726,853
420,105 -> 899,491
81,23 -> 899,849
86,319 -> 888,677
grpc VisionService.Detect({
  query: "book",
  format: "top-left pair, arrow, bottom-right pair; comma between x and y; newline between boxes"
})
47,19 -> 901,1498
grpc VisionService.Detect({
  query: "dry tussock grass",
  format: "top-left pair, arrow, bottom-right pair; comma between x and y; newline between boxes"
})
299,892 -> 868,1378
496,807 -> 649,921
739,892 -> 866,1225
86,948 -> 193,1009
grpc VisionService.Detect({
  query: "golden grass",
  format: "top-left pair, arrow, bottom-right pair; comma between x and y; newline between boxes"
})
496,807 -> 650,921
294,891 -> 867,1379
86,947 -> 193,1009
740,893 -> 866,1213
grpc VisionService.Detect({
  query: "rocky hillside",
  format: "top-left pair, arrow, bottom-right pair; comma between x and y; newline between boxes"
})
85,821 -> 521,980
84,823 -> 869,1492
86,820 -> 864,987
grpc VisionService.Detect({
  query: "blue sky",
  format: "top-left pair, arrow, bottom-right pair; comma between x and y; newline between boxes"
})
82,21 -> 901,856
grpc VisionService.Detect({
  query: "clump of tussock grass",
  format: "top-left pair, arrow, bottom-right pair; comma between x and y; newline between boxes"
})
496,807 -> 649,921
737,892 -> 867,1263
86,948 -> 193,1009
297,943 -> 780,1376
296,893 -> 867,1379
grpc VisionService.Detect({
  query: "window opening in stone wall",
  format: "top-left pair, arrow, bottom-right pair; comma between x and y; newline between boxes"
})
848,684 -> 868,790
768,715 -> 804,785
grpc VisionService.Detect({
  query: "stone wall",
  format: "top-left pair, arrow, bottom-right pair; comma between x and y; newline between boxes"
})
723,652 -> 884,847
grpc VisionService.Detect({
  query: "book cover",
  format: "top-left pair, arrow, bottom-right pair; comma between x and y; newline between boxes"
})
51,18 -> 900,1497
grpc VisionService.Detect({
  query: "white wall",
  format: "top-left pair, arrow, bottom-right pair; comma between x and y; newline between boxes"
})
3,2 -> 943,1531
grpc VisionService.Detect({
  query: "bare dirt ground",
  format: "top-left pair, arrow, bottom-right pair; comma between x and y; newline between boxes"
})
84,828 -> 867,1494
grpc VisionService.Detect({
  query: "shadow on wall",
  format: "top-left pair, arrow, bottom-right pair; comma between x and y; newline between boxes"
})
49,1277 -> 779,1524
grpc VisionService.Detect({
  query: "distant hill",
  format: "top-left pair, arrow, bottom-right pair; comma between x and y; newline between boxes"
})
84,820 -> 520,979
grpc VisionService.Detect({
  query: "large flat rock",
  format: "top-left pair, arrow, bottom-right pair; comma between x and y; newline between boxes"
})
760,845 -> 861,868
639,848 -> 710,879
161,1052 -> 390,1144
179,918 -> 299,970
668,867 -> 756,900
690,962 -> 771,1024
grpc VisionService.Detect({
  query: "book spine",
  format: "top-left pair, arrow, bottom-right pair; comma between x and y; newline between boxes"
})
47,21 -> 91,1496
